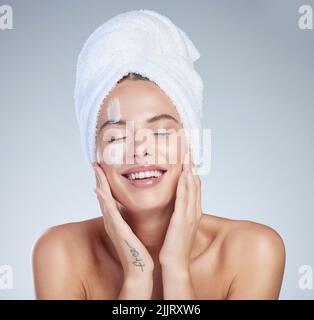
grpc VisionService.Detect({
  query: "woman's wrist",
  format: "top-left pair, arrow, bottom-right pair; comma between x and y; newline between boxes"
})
124,271 -> 154,285
119,274 -> 154,300
161,265 -> 197,300
161,265 -> 190,280
160,261 -> 190,275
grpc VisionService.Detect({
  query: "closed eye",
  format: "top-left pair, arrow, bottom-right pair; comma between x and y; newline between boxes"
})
154,132 -> 171,136
154,129 -> 173,136
107,130 -> 173,142
107,136 -> 127,143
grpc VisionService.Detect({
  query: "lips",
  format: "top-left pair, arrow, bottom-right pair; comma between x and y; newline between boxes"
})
121,165 -> 167,188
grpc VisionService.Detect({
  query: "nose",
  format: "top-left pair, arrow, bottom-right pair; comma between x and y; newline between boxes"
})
126,130 -> 154,164
133,140 -> 152,164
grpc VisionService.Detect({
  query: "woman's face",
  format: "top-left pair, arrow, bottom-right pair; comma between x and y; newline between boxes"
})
96,79 -> 188,213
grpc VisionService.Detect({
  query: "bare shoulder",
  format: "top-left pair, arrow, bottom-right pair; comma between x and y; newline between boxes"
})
201,213 -> 285,256
32,217 -> 100,260
201,213 -> 286,299
222,217 -> 286,263
32,217 -> 102,299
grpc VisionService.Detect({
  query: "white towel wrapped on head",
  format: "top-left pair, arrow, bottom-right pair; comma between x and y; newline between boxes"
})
74,9 -> 204,169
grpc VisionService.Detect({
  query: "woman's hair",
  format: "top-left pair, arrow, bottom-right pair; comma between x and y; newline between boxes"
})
117,72 -> 151,84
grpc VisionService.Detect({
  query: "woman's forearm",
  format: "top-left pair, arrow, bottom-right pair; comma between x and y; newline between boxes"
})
118,274 -> 154,300
161,267 -> 197,300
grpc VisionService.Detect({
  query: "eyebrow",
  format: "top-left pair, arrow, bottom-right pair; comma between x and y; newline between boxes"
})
98,113 -> 179,132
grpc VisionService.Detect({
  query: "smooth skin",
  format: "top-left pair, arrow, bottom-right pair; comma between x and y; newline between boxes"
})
32,80 -> 285,300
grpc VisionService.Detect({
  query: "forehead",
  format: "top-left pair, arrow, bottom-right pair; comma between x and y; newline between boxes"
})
96,79 -> 180,125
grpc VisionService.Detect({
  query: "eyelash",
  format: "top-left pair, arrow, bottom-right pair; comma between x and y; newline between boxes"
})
108,136 -> 126,143
154,132 -> 171,136
107,132 -> 171,143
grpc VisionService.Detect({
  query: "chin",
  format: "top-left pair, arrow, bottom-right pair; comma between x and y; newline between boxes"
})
114,189 -> 173,214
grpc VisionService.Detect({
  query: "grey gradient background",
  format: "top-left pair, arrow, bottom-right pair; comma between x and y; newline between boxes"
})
0,0 -> 313,299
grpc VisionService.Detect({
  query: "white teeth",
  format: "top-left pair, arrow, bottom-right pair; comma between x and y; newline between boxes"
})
126,170 -> 164,180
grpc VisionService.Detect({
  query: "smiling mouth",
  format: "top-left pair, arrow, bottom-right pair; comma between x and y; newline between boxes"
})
121,169 -> 167,188
122,169 -> 166,180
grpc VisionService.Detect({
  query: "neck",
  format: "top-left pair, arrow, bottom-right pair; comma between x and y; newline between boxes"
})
119,200 -> 175,260
101,199 -> 175,268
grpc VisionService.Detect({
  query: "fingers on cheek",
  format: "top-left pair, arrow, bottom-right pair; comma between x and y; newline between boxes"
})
94,188 -> 105,208
188,171 -> 197,195
94,186 -> 123,238
190,172 -> 201,210
197,177 -> 202,214
191,168 -> 199,188
95,188 -> 109,211
94,163 -> 109,190
94,170 -> 100,188
177,171 -> 187,193
95,186 -> 105,198
183,172 -> 190,199
185,172 -> 196,211
195,177 -> 201,207
94,187 -> 100,199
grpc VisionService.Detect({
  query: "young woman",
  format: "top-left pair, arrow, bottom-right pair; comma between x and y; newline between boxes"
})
32,72 -> 285,300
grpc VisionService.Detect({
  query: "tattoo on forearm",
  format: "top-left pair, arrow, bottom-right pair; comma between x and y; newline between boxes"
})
124,240 -> 145,272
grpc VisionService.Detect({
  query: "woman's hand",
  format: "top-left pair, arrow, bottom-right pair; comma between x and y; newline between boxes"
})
158,148 -> 202,299
92,162 -> 154,298
158,148 -> 202,273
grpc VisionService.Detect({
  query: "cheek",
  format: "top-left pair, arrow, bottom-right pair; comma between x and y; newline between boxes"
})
99,142 -> 125,165
165,165 -> 182,191
157,135 -> 187,165
99,164 -> 122,200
